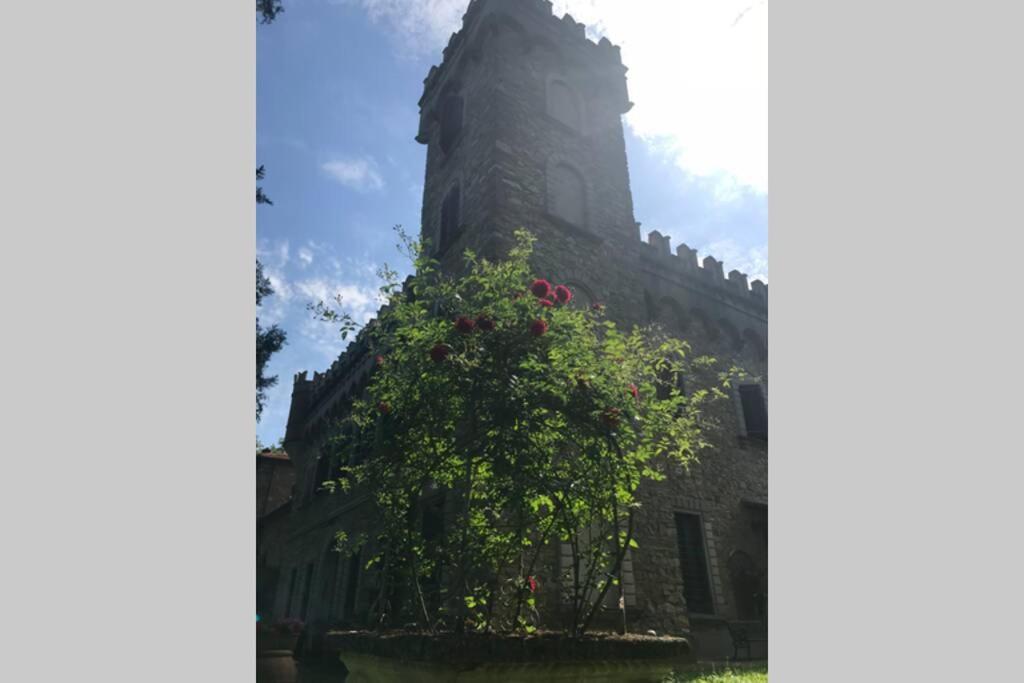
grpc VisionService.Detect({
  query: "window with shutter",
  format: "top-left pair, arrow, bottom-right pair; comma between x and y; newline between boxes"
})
739,384 -> 767,440
674,512 -> 714,614
439,94 -> 464,154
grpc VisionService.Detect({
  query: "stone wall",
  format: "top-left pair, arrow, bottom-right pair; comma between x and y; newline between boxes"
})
257,451 -> 294,519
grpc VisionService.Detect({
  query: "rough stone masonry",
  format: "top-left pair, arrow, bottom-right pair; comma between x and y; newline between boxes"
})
258,0 -> 767,658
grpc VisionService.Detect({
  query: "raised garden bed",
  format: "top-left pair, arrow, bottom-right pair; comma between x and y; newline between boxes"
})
324,630 -> 694,683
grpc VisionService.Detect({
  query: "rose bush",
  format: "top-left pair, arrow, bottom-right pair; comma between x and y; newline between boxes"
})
324,229 -> 733,637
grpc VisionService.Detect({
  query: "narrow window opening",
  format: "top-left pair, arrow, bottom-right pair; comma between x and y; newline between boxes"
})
739,384 -> 767,440
300,563 -> 314,620
286,567 -> 298,617
343,552 -> 361,619
421,495 -> 446,612
440,184 -> 461,252
439,94 -> 464,154
314,455 -> 331,496
674,512 -> 714,614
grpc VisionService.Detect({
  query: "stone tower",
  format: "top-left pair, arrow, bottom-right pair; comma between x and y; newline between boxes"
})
417,0 -> 639,285
269,0 -> 768,658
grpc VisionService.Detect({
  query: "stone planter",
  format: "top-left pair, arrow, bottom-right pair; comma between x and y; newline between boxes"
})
257,631 -> 300,683
326,631 -> 694,683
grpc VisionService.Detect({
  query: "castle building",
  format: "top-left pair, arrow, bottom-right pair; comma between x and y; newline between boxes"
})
260,0 -> 766,657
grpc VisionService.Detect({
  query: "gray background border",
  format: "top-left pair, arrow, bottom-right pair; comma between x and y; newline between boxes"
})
2,1 -> 255,681
1,1 -> 1022,680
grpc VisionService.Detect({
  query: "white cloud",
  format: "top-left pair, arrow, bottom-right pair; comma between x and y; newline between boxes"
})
321,157 -> 386,192
337,0 -> 468,56
552,0 -> 766,194
298,246 -> 314,268
340,0 -> 766,196
295,278 -> 381,310
294,279 -> 386,360
257,238 -> 290,269
257,239 -> 295,324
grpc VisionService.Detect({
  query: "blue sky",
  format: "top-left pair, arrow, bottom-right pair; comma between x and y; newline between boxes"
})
256,0 -> 767,446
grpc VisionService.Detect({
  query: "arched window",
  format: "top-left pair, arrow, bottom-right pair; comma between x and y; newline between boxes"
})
439,93 -> 464,155
547,79 -> 582,130
548,162 -> 585,227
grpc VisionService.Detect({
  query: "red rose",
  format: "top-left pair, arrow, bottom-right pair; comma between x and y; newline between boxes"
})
454,316 -> 476,334
430,344 -> 451,363
628,383 -> 639,399
538,298 -> 554,308
375,355 -> 385,367
529,319 -> 548,337
378,402 -> 391,415
476,316 -> 496,332
554,285 -> 573,304
530,279 -> 553,299
528,576 -> 538,593
601,407 -> 621,428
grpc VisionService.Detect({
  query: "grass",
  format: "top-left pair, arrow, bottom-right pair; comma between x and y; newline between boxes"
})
666,664 -> 768,682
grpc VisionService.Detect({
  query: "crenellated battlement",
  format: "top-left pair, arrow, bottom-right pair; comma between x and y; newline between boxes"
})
420,0 -> 625,109
642,229 -> 768,310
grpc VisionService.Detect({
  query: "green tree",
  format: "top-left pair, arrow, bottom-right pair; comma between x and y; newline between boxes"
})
257,1 -> 284,25
326,230 -> 735,636
256,165 -> 273,206
256,5 -> 285,423
257,260 -> 287,422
